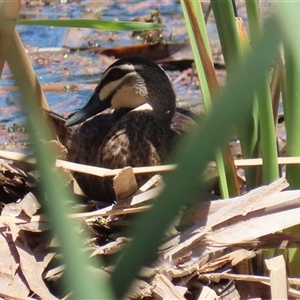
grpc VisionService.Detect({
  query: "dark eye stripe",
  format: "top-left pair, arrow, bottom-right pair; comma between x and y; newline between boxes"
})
104,68 -> 130,83
109,68 -> 128,81
96,67 -> 131,93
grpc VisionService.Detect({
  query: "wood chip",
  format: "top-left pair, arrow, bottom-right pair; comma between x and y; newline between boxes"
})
198,285 -> 218,299
152,273 -> 186,300
199,249 -> 255,273
130,186 -> 163,206
138,174 -> 163,192
200,272 -> 300,298
44,265 -> 65,280
1,192 -> 40,219
113,167 -> 138,200
126,279 -> 152,299
90,237 -> 129,256
4,150 -> 300,177
160,179 -> 300,279
207,177 -> 288,227
1,202 -> 22,217
265,255 -> 288,300
18,192 -> 41,217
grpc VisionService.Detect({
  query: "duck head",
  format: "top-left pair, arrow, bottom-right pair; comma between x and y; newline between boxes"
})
65,56 -> 177,127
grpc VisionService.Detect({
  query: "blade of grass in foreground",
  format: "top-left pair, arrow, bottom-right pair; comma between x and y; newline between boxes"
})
241,1 -> 262,188
284,49 -> 300,187
281,30 -> 300,189
6,30 -> 113,299
0,0 -> 20,77
110,17 -> 281,299
17,19 -> 162,31
245,0 -> 279,185
276,1 -> 300,277
211,0 -> 261,190
181,0 -> 237,198
211,0 -> 243,73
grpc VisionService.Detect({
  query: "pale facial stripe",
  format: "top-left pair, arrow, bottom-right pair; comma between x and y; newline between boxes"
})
99,77 -> 128,102
110,80 -> 148,108
99,64 -> 145,102
132,103 -> 153,111
100,63 -> 144,83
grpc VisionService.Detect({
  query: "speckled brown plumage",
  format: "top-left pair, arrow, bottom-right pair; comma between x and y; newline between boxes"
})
47,57 -> 196,204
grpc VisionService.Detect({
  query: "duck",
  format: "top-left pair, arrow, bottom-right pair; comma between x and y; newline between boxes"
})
47,56 -> 196,204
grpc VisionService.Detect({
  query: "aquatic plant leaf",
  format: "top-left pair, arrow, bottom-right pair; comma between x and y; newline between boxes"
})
17,19 -> 162,31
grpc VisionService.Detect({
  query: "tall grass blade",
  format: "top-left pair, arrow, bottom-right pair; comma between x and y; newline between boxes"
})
276,1 -> 300,276
0,0 -> 20,77
283,48 -> 300,187
211,0 -> 243,72
181,0 -> 239,198
110,17 -> 281,299
17,19 -> 162,31
5,28 -> 113,299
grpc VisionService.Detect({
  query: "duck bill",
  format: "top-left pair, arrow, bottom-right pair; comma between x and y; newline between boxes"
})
65,92 -> 111,127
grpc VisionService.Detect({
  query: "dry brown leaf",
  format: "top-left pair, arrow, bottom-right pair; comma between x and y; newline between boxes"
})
0,227 -> 30,297
9,223 -> 57,299
0,159 -> 36,204
33,240 -> 57,275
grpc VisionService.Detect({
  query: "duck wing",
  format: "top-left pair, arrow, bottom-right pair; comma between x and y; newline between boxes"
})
44,110 -> 71,146
66,109 -> 132,203
171,109 -> 197,135
171,111 -> 196,135
44,109 -> 128,203
98,111 -> 177,168
68,112 -> 118,164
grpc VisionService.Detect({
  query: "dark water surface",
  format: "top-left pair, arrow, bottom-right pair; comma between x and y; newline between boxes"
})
0,1 -> 274,150
1,0 -> 203,151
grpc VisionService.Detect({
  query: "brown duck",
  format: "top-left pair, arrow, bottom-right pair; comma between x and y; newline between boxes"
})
48,57 -> 196,204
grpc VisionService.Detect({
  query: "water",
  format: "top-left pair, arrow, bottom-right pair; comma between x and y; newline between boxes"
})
1,0 -> 277,151
1,1 -> 202,134
0,0 -> 206,150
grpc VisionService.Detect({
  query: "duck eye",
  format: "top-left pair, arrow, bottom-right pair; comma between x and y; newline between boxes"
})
107,68 -> 126,81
